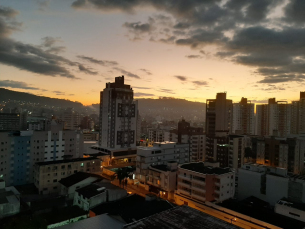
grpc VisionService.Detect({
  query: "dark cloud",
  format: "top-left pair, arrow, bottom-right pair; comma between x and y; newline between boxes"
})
176,29 -> 226,48
70,0 -> 305,85
159,36 -> 176,44
53,90 -> 65,95
139,69 -> 152,75
185,55 -> 202,59
123,22 -> 152,33
192,81 -> 208,86
284,0 -> 305,24
158,88 -> 175,94
174,75 -> 187,81
78,55 -> 118,66
78,64 -> 98,75
113,67 -> 140,79
134,92 -> 155,97
41,36 -> 61,47
0,7 -> 78,79
173,22 -> 190,29
133,86 -> 151,89
0,80 -> 40,90
68,93 -> 75,96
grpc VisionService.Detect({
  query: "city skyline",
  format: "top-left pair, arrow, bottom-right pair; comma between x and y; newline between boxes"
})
1,0 -> 305,105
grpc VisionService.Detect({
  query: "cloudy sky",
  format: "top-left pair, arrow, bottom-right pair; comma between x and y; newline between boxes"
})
0,0 -> 304,105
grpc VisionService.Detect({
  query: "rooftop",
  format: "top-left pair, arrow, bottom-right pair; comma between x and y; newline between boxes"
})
90,194 -> 174,224
124,205 -> 242,229
150,164 -> 170,172
76,181 -> 122,199
57,214 -> 124,229
218,197 -> 305,229
59,172 -> 102,187
35,157 -> 98,166
180,162 -> 232,175
277,197 -> 305,212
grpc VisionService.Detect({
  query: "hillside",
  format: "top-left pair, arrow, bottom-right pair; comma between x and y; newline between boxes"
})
0,88 -> 83,108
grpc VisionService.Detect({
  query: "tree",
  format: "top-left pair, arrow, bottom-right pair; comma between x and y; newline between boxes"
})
117,168 -> 129,187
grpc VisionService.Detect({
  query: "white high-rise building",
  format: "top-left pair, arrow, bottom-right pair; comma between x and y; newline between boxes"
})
232,98 -> 255,135
99,76 -> 138,149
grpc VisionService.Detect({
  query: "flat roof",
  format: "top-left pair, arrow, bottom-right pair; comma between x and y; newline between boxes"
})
218,197 -> 305,229
90,194 -> 174,224
57,214 -> 124,229
35,157 -> 98,166
180,163 -> 232,175
59,172 -> 102,187
278,197 -> 305,212
76,181 -> 122,199
124,205 -> 241,229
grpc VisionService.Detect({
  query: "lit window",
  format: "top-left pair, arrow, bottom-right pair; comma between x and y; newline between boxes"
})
81,163 -> 84,167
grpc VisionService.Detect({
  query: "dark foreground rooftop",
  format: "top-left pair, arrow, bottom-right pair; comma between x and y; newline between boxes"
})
180,162 -> 232,175
59,172 -> 102,187
124,205 -> 242,229
90,194 -> 174,224
218,196 -> 305,229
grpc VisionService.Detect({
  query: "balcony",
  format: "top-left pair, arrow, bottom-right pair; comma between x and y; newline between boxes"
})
178,175 -> 191,181
192,179 -> 205,186
179,182 -> 191,188
191,193 -> 206,202
192,186 -> 205,193
178,189 -> 191,196
214,189 -> 220,194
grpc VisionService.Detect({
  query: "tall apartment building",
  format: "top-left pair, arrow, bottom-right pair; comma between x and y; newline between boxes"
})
135,142 -> 189,184
228,135 -> 245,170
148,129 -> 165,143
291,92 -> 305,134
33,157 -> 101,195
61,108 -> 81,130
255,104 -> 268,136
268,99 -> 291,137
164,119 -> 205,162
232,97 -> 255,135
256,99 -> 291,137
239,164 -> 305,206
0,126 -> 84,186
255,136 -> 305,174
175,162 -> 235,204
99,76 -> 138,149
206,92 -> 233,135
0,112 -> 27,131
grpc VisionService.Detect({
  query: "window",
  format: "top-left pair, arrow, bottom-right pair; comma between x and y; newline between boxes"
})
80,163 -> 84,167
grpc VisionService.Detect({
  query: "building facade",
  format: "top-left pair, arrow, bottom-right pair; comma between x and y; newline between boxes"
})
232,97 -> 255,135
175,162 -> 235,203
33,157 -> 101,194
99,76 -> 138,149
135,142 -> 189,185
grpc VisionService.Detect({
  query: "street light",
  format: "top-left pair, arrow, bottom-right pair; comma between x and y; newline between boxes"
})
230,217 -> 237,224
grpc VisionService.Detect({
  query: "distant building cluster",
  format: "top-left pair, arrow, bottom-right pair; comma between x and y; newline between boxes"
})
3,76 -> 305,229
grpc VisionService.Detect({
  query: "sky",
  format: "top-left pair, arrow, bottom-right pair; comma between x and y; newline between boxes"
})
0,0 -> 305,105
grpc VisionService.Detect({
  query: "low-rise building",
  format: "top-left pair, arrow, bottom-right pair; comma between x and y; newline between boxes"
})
0,179 -> 20,218
238,163 -> 305,206
59,172 -> 102,199
146,161 -> 178,200
73,181 -> 127,211
33,157 -> 101,195
135,142 -> 189,185
275,198 -> 305,222
175,162 -> 235,204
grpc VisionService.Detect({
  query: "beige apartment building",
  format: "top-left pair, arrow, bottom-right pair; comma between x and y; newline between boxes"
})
175,162 -> 235,205
33,157 -> 101,194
